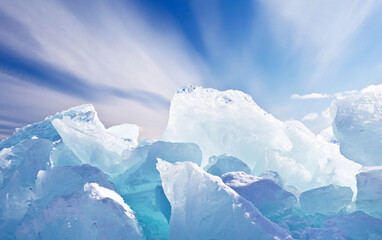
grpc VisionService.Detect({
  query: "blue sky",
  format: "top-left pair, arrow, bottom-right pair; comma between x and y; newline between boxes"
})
0,0 -> 381,138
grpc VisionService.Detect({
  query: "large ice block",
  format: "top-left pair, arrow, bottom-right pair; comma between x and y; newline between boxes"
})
114,141 -> 202,195
0,162 -> 143,240
51,105 -> 138,175
332,85 -> 382,165
157,160 -> 293,240
162,86 -> 360,191
16,182 -> 144,240
1,104 -> 139,175
356,167 -> 382,218
112,141 -> 202,240
32,165 -> 114,207
0,139 -> 52,239
299,184 -> 353,215
222,171 -> 297,217
0,104 -> 99,151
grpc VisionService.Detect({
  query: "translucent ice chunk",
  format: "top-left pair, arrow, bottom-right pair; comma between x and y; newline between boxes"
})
163,86 -> 361,191
0,104 -> 98,150
16,182 -> 144,240
356,167 -> 382,218
332,85 -> 382,165
222,171 -> 296,217
157,160 -> 293,240
112,141 -> 202,240
51,105 -> 137,175
0,139 -> 52,238
50,140 -> 82,167
33,164 -> 114,208
162,86 -> 292,169
299,184 -> 353,215
1,104 -> 139,175
114,141 -> 202,195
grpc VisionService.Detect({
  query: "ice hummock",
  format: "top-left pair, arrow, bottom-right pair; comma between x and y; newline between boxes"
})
333,85 -> 382,166
162,86 -> 361,192
157,160 -> 293,240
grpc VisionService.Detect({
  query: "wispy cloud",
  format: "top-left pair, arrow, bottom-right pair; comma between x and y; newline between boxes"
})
0,0 -> 205,138
260,0 -> 378,83
302,112 -> 319,121
290,93 -> 331,100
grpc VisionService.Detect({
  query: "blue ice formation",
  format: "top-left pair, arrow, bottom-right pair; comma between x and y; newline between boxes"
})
111,140 -> 202,239
17,167 -> 144,240
1,85 -> 382,239
356,167 -> 382,218
205,154 -> 251,176
157,160 -> 293,240
0,138 -> 142,239
333,85 -> 382,166
221,171 -> 297,217
0,104 -> 97,150
299,184 -> 353,215
162,86 -> 361,192
0,139 -> 52,238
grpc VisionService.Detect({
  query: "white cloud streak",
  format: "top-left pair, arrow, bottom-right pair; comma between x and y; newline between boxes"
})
260,0 -> 378,82
0,0 -> 203,97
0,0 -> 206,138
290,93 -> 331,100
302,112 -> 319,121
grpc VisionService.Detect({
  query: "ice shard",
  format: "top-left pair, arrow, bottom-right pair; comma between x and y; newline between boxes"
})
157,160 -> 293,240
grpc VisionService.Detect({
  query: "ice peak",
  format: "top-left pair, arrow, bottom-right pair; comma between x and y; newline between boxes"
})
175,86 -> 257,107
